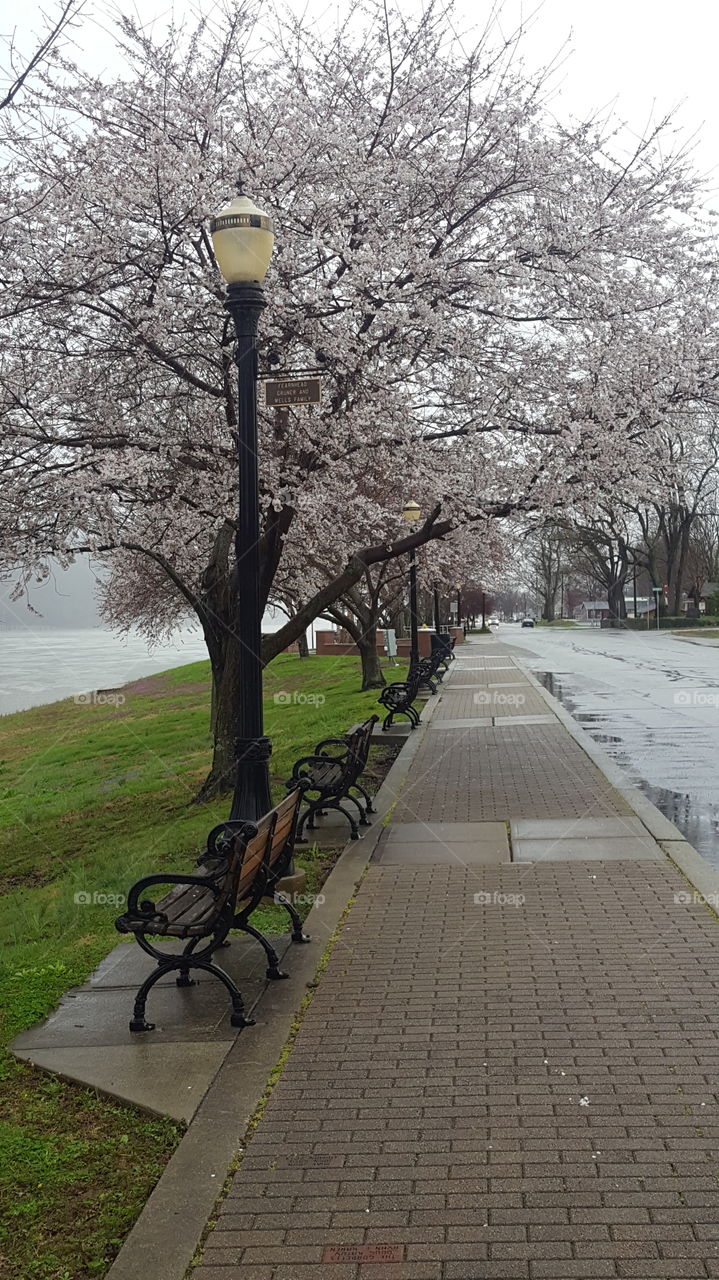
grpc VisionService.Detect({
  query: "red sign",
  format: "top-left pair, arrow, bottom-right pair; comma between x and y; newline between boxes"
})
323,1245 -> 404,1263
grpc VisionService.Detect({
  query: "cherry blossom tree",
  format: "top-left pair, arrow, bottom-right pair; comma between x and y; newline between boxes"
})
0,1 -> 83,110
1,0 -> 718,794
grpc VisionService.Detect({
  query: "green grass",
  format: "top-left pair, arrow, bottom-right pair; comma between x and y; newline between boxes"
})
675,629 -> 719,639
0,653 -> 393,1279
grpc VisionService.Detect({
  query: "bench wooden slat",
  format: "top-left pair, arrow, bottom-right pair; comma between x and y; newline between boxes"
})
267,790 -> 301,868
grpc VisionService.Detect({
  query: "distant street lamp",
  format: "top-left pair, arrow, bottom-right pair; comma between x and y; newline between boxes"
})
433,582 -> 441,634
402,500 -> 421,668
455,583 -> 462,630
210,185 -> 274,821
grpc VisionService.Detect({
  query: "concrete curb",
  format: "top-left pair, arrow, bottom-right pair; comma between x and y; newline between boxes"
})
105,686 -> 442,1280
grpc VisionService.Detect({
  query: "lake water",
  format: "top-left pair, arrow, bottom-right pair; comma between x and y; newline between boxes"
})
0,611 -> 302,717
0,628 -> 215,717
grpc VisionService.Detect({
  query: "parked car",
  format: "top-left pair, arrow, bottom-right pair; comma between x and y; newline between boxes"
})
488,617 -> 499,628
521,617 -> 535,628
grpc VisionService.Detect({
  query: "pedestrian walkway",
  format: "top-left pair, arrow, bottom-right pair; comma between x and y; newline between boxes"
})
191,638 -> 719,1280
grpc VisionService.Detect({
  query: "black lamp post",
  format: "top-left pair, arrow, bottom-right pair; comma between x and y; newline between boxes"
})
456,584 -> 462,629
433,582 -> 441,634
211,186 -> 274,822
403,501 -> 421,669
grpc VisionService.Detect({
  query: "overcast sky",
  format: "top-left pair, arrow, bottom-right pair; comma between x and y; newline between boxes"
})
2,0 -> 718,189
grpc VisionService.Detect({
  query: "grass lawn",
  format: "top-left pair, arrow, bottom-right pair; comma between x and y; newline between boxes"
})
0,653 -> 397,1280
674,629 -> 719,639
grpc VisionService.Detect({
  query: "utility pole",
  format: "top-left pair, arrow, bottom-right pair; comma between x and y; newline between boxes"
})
652,585 -> 661,631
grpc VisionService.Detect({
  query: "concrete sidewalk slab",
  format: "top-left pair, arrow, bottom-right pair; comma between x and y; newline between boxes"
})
492,712 -> 557,724
511,816 -> 648,839
375,840 -> 508,864
487,678 -> 532,686
18,1043 -> 229,1124
380,821 -> 508,843
423,716 -> 493,729
512,835 -> 665,861
375,821 -> 510,864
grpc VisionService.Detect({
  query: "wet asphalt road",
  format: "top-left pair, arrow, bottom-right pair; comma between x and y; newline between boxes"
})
502,622 -> 719,869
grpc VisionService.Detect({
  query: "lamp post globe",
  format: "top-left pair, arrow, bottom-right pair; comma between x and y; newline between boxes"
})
402,500 -> 421,669
210,187 -> 275,822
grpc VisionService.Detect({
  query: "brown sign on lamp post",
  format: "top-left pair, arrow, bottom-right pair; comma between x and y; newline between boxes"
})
265,377 -> 322,407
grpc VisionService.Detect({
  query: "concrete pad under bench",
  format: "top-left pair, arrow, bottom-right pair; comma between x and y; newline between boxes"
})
11,934 -> 291,1121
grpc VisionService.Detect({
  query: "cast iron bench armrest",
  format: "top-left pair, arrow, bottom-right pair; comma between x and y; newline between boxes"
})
123,871 -> 224,919
287,754 -> 342,781
314,737 -> 350,758
379,682 -> 417,702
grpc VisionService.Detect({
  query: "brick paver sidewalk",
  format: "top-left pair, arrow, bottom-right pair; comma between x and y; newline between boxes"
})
192,640 -> 719,1280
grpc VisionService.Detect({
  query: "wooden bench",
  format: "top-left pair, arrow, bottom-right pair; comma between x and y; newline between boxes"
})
287,715 -> 379,842
378,664 -> 422,731
416,646 -> 449,694
116,789 -> 305,1033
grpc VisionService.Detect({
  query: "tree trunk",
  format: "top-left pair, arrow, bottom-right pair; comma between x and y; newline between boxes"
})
193,633 -> 243,803
671,523 -> 692,616
296,629 -> 309,658
357,630 -> 385,690
607,579 -> 627,620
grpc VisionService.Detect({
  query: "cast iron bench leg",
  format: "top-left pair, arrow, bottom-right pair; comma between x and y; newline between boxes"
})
238,922 -> 289,980
129,955 -> 255,1033
351,782 -> 375,814
273,890 -> 311,943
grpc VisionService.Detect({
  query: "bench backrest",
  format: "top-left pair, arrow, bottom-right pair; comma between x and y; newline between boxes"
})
234,811 -> 276,903
345,716 -> 378,773
406,664 -> 422,697
266,788 -> 302,873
